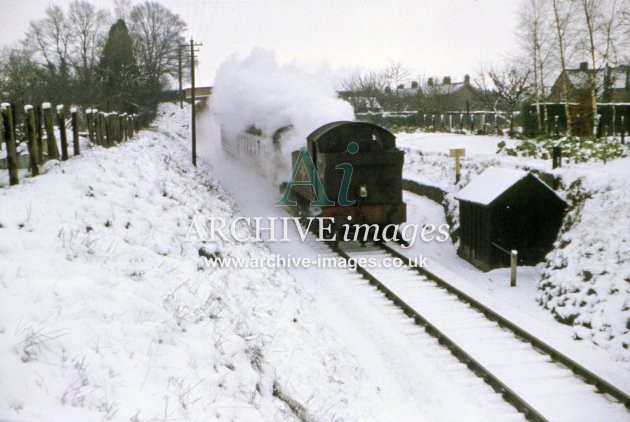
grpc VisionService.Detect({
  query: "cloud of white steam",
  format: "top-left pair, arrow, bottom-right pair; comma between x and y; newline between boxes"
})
211,48 -> 355,162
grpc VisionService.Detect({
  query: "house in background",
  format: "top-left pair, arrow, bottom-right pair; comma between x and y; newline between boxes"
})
395,81 -> 421,97
544,62 -> 630,135
418,75 -> 502,130
549,62 -> 630,103
423,75 -> 482,110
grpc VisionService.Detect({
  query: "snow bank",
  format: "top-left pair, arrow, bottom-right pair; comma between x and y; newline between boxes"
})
538,159 -> 630,361
0,103 -> 383,421
401,131 -> 629,361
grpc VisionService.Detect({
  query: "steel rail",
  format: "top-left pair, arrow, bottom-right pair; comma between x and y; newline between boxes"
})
379,241 -> 630,410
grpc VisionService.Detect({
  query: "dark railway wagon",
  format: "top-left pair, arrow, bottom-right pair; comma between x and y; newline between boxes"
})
290,121 -> 406,226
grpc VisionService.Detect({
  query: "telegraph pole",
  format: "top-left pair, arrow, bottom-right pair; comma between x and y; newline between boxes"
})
182,38 -> 202,166
178,47 -> 183,109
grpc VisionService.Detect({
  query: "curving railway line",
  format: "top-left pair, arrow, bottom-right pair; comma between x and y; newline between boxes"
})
331,240 -> 630,421
216,116 -> 629,420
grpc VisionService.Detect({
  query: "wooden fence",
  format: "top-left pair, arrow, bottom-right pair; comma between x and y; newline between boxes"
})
358,111 -> 511,135
1,102 -> 145,186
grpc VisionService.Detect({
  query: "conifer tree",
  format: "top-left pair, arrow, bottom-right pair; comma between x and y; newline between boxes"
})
98,19 -> 138,113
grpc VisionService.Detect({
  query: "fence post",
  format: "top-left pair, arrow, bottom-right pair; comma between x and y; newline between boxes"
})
112,112 -> 119,144
106,113 -> 114,146
71,107 -> 80,156
25,105 -> 39,176
102,113 -> 108,147
611,104 -> 616,139
100,112 -> 108,146
120,113 -> 127,142
1,103 -> 19,185
35,105 -> 44,163
116,113 -> 122,143
552,146 -> 562,169
109,113 -> 115,144
57,105 -> 69,161
43,102 -> 60,160
510,250 -> 518,287
95,111 -> 104,146
127,115 -> 133,139
621,116 -> 625,144
104,112 -> 111,145
112,113 -> 118,144
86,109 -> 95,145
112,111 -> 120,144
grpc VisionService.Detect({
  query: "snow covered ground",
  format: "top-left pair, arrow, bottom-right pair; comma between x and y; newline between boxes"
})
0,104 -> 388,421
398,130 -> 630,365
1,104 -> 537,421
2,103 -> 627,420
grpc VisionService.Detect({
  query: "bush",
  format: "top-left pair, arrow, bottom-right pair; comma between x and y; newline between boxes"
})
356,112 -> 420,132
497,135 -> 628,163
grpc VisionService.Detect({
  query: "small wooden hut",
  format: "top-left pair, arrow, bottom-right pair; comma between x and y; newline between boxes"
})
455,167 -> 566,271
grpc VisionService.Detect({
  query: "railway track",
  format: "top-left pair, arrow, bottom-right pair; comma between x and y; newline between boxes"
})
332,240 -> 630,422
217,123 -> 629,419
296,237 -> 527,420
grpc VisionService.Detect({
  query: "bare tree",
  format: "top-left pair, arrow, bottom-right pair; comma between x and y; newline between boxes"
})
580,0 -> 602,135
622,5 -> 630,62
579,0 -> 629,134
129,1 -> 187,82
518,0 -> 553,133
114,0 -> 133,21
384,61 -> 411,90
598,0 -> 627,66
474,66 -> 501,114
339,69 -> 389,111
68,1 -> 110,83
488,66 -> 532,135
551,0 -> 578,135
27,5 -> 72,76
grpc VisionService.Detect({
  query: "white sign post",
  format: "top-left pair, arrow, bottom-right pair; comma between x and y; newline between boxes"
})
449,148 -> 466,184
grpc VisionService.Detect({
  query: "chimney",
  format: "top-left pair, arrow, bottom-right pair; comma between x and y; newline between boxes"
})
428,77 -> 434,86
443,76 -> 451,85
464,74 -> 470,85
579,62 -> 588,71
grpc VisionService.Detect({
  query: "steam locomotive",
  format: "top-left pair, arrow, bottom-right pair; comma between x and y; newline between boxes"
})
223,120 -> 407,234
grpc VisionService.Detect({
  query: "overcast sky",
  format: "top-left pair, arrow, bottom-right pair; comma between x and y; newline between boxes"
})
1,0 -> 520,86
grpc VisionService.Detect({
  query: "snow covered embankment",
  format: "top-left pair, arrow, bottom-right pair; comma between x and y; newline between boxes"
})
399,132 -> 629,361
0,104 -> 378,421
538,160 -> 630,361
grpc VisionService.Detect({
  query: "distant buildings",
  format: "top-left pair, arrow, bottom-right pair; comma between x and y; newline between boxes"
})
549,62 -> 630,104
532,62 -> 630,136
341,73 -> 493,118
